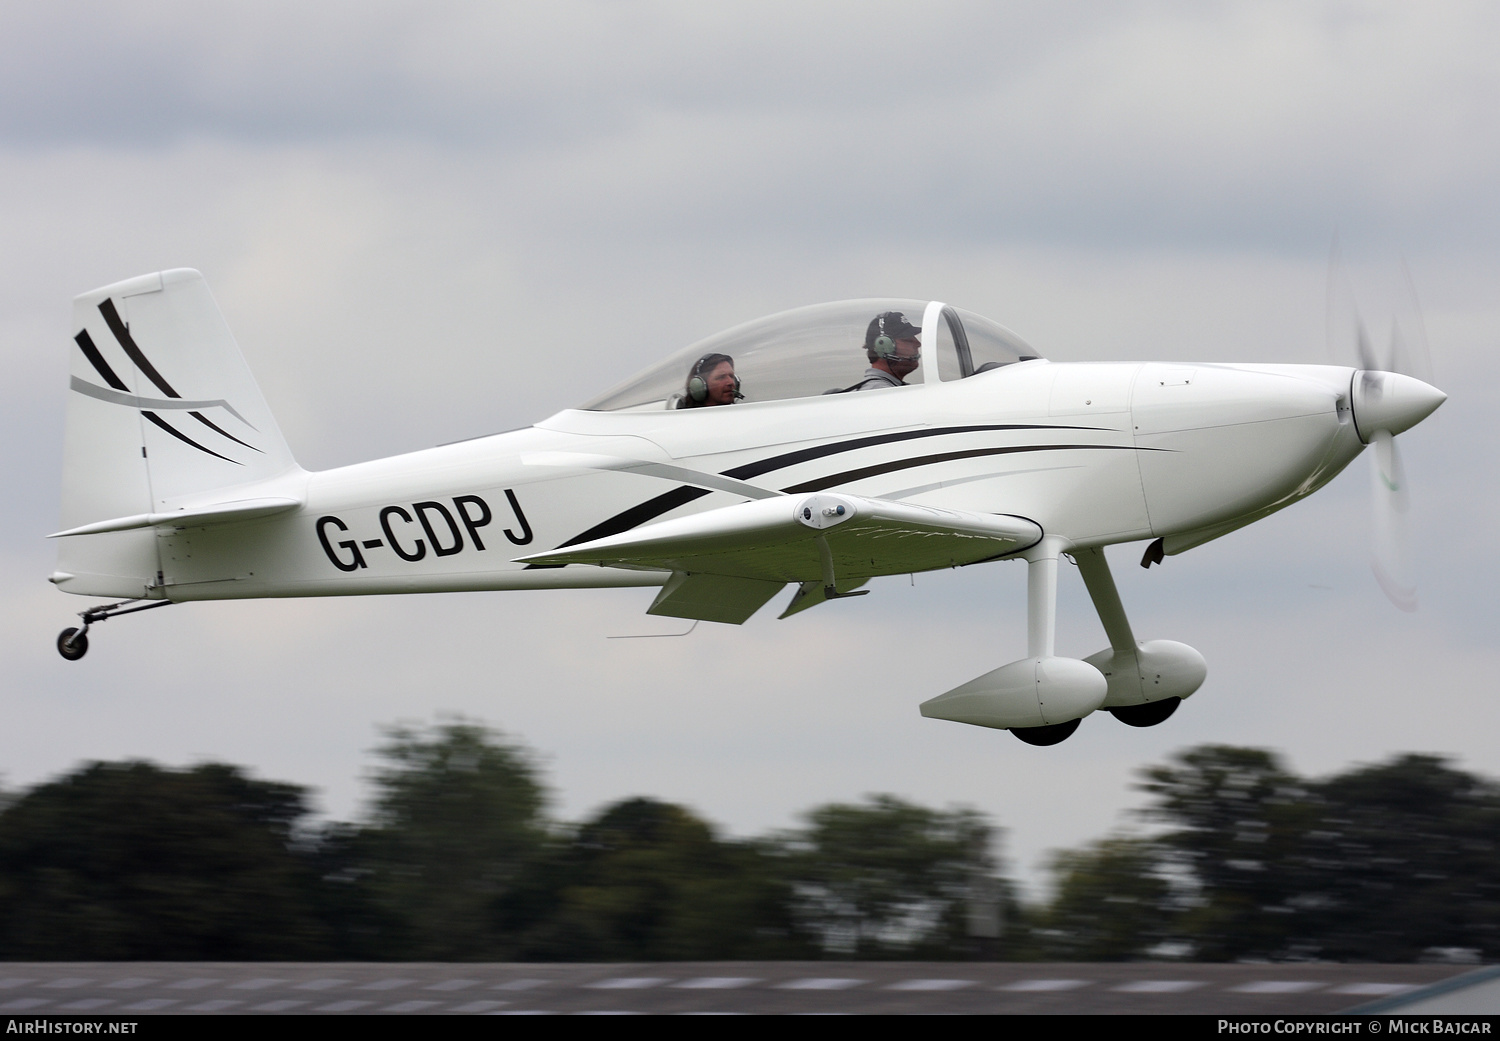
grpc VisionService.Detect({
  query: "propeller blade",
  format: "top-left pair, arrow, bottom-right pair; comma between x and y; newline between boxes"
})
1327,240 -> 1440,613
1328,236 -> 1383,372
1380,318 -> 1404,384
1385,317 -> 1401,376
1326,235 -> 1358,366
1398,256 -> 1436,386
1369,429 -> 1417,612
1326,237 -> 1440,612
1355,318 -> 1378,372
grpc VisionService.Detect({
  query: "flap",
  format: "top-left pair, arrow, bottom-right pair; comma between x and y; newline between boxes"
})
647,571 -> 786,625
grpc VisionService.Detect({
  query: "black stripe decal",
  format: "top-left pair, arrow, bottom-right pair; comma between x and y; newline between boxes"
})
99,298 -> 180,398
188,410 -> 261,452
74,330 -> 130,391
523,485 -> 712,568
97,297 -> 258,455
560,485 -> 711,548
720,424 -> 1103,481
780,444 -> 1136,492
141,412 -> 241,464
534,424 -> 1124,564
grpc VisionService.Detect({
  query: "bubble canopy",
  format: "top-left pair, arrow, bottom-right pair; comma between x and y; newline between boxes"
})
580,299 -> 1041,412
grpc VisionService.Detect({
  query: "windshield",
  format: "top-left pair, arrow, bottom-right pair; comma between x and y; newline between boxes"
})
581,299 -> 1040,412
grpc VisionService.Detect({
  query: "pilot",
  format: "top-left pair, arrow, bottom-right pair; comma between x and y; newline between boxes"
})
678,352 -> 742,408
849,311 -> 921,390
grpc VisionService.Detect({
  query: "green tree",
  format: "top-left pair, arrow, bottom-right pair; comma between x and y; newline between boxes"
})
1296,754 -> 1500,961
779,794 -> 1004,959
1119,746 -> 1500,962
0,761 -> 327,959
501,797 -> 810,960
1034,837 -> 1173,960
1139,744 -> 1316,960
353,719 -> 548,959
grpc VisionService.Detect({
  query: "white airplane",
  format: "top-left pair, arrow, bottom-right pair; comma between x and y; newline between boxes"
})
49,269 -> 1445,745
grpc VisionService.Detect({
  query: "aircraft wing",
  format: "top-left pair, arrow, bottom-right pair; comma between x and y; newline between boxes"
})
515,492 -> 1041,583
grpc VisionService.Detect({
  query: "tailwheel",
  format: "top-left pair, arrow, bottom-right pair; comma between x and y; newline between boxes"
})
53,598 -> 173,661
1108,696 -> 1181,728
1010,717 -> 1081,746
57,628 -> 88,661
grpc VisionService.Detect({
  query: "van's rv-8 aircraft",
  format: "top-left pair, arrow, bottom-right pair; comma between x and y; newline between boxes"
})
50,269 -> 1445,745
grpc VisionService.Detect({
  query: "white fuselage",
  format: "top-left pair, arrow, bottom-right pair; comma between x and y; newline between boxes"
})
142,359 -> 1363,603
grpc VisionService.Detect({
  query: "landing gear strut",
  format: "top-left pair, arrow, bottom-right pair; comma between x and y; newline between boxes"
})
55,599 -> 173,661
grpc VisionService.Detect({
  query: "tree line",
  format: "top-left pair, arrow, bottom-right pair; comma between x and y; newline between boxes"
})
0,722 -> 1494,961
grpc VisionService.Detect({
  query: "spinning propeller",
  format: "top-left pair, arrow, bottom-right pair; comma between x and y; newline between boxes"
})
1327,245 -> 1446,611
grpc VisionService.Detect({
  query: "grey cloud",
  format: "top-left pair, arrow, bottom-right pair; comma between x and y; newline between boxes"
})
0,1 -> 1044,147
7,4 -> 1498,253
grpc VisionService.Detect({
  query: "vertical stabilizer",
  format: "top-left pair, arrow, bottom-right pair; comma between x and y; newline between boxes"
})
56,269 -> 301,597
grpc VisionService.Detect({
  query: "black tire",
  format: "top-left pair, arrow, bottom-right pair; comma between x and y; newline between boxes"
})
57,628 -> 88,661
1010,717 -> 1081,746
1108,696 -> 1181,728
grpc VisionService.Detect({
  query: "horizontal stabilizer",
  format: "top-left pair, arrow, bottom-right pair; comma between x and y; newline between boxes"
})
516,493 -> 1041,583
49,496 -> 301,538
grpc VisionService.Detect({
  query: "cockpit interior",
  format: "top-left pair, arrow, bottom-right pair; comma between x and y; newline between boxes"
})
582,299 -> 1041,412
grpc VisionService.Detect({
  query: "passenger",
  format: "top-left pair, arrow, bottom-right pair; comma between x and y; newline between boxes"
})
678,352 -> 741,407
848,311 -> 921,391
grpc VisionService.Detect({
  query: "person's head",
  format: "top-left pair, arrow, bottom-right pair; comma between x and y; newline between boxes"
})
686,353 -> 740,406
865,311 -> 921,380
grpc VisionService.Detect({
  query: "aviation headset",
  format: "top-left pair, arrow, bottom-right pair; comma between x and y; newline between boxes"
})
868,312 -> 920,361
687,353 -> 742,403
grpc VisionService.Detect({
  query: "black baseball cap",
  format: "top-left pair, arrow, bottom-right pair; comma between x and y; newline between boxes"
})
865,311 -> 921,348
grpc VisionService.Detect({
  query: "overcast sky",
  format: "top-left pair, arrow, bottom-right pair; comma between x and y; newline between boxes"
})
3,1 -> 1496,895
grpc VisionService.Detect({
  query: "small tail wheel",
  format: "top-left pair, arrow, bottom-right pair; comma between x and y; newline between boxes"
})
57,628 -> 88,661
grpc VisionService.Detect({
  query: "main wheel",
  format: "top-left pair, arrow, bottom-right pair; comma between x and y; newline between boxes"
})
1010,718 -> 1081,746
1108,696 -> 1181,728
57,628 -> 88,661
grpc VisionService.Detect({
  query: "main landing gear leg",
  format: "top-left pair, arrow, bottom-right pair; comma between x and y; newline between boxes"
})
1009,537 -> 1091,746
1074,545 -> 1204,726
56,599 -> 174,661
918,535 -> 1107,744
